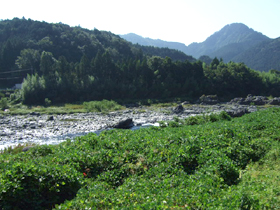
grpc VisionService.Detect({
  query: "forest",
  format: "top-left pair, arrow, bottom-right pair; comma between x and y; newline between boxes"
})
1,18 -> 280,105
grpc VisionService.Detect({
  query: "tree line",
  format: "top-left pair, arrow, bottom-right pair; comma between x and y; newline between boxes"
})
1,18 -> 280,105
19,49 -> 280,104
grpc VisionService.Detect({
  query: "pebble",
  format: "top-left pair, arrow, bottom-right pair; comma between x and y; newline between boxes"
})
0,104 -> 261,150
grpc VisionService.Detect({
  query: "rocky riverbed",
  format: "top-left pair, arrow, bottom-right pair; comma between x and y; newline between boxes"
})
0,102 -> 262,150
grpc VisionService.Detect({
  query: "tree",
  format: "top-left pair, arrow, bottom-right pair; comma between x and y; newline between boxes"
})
22,74 -> 46,104
210,57 -> 220,69
40,51 -> 55,76
56,55 -> 69,79
15,48 -> 40,73
78,54 -> 90,79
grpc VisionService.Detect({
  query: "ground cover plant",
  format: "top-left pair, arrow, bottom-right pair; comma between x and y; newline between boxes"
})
1,108 -> 280,209
0,99 -> 125,115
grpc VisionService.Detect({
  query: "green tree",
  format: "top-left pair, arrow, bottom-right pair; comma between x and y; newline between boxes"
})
39,51 -> 55,76
78,54 -> 90,79
22,74 -> 46,104
56,55 -> 69,79
15,48 -> 40,73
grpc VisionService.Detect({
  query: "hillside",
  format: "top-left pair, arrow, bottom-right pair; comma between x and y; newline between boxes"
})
121,23 -> 279,71
185,23 -> 270,60
0,18 -> 192,86
232,37 -> 280,72
120,33 -> 189,54
1,18 -> 280,105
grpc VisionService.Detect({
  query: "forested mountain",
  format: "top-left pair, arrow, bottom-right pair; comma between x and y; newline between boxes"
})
120,33 -> 189,54
122,23 -> 279,71
231,37 -> 280,72
185,23 -> 270,60
135,44 -> 196,63
121,23 -> 270,61
1,18 -> 280,105
0,18 -> 193,87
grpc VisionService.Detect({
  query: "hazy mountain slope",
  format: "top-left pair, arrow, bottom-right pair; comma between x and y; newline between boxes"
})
185,23 -> 270,60
232,37 -> 280,72
120,33 -> 188,53
121,23 -> 271,65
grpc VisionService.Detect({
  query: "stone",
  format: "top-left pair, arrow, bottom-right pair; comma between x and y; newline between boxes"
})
244,95 -> 268,105
173,104 -> 184,114
268,98 -> 280,105
227,108 -> 249,118
198,95 -> 219,105
113,118 -> 134,129
30,112 -> 40,116
229,97 -> 245,104
22,146 -> 34,152
47,116 -> 54,121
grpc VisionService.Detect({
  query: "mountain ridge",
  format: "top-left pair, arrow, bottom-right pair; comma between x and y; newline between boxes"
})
121,23 -> 280,71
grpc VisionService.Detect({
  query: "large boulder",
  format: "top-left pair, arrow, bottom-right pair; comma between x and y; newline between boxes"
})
113,118 -> 134,129
22,146 -> 34,152
227,108 -> 249,118
173,104 -> 184,114
228,97 -> 245,105
229,95 -> 269,105
244,95 -> 268,105
267,97 -> 280,105
198,95 -> 219,105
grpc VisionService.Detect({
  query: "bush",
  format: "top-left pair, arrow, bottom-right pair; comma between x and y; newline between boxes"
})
44,98 -> 52,107
0,161 -> 82,210
0,97 -> 9,110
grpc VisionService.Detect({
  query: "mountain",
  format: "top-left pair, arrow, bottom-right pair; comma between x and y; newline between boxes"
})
0,18 -> 192,72
120,33 -> 195,61
185,23 -> 271,61
121,23 -> 279,71
120,33 -> 188,53
232,37 -> 280,72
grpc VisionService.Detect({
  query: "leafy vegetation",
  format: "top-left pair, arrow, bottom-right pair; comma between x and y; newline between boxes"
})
0,18 -> 191,88
1,18 -> 280,105
83,99 -> 124,113
0,97 -> 8,110
1,108 -> 280,209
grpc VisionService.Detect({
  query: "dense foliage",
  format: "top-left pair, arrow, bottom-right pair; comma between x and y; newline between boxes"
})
1,108 -> 280,209
1,18 -> 280,105
0,18 -> 192,88
19,52 -> 280,104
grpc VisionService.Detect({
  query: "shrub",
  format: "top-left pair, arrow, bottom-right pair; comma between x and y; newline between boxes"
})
0,97 -> 9,110
44,98 -> 52,107
0,161 -> 82,210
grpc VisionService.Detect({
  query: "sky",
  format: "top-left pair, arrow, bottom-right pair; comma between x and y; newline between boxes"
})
1,0 -> 279,46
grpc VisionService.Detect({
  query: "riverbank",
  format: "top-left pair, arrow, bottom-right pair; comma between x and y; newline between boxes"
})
1,107 -> 280,209
0,103 -> 260,150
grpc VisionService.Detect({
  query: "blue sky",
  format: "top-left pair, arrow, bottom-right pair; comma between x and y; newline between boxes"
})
1,0 -> 279,45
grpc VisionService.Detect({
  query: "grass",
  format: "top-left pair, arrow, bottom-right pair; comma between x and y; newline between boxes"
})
0,143 -> 38,155
0,100 -> 125,115
83,99 -> 125,113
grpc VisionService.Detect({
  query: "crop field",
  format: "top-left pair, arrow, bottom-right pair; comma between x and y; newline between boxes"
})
1,108 -> 280,209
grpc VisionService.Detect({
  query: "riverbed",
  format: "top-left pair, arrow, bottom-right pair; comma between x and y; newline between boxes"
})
0,104 -> 258,150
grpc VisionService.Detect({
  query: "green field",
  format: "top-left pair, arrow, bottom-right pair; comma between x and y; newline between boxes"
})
1,108 -> 280,209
